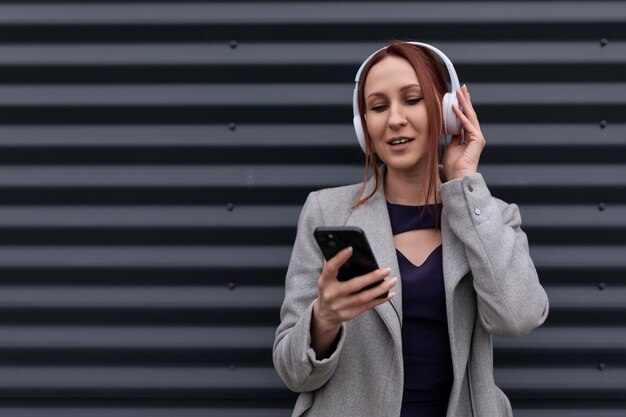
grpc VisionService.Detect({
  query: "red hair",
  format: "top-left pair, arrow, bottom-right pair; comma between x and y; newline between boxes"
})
354,41 -> 449,208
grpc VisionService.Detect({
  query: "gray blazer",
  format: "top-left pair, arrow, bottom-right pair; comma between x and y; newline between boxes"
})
273,171 -> 549,417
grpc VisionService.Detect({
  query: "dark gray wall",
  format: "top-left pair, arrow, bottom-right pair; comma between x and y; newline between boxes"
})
0,1 -> 624,416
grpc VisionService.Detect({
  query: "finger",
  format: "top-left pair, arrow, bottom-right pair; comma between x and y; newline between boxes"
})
353,276 -> 398,305
456,87 -> 479,125
452,104 -> 477,135
341,266 -> 391,294
321,246 -> 353,281
353,288 -> 396,317
338,276 -> 397,313
462,83 -> 470,98
453,103 -> 487,149
459,84 -> 471,105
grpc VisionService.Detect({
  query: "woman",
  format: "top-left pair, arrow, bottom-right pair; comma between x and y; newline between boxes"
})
273,41 -> 549,417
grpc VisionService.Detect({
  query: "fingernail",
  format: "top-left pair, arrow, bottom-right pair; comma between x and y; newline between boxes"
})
345,246 -> 353,253
389,292 -> 396,298
390,277 -> 398,284
382,267 -> 391,274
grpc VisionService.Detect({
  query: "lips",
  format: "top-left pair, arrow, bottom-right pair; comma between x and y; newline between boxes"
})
387,137 -> 415,146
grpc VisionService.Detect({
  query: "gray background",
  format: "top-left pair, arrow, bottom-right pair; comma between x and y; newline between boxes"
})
0,1 -> 625,416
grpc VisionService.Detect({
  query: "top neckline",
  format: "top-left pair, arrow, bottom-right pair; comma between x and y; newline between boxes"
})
386,201 -> 442,209
386,201 -> 442,234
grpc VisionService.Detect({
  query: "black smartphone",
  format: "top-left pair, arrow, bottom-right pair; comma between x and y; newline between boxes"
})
314,226 -> 387,298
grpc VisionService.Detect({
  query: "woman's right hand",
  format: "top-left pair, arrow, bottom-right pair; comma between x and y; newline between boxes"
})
311,246 -> 397,358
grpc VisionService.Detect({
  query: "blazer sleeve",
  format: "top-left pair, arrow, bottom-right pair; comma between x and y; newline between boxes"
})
273,191 -> 348,392
440,173 -> 549,338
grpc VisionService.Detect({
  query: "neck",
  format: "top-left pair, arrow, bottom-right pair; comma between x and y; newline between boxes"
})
383,165 -> 441,206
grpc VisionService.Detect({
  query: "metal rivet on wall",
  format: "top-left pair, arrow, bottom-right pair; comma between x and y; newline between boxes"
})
598,362 -> 606,371
226,203 -> 234,212
229,122 -> 237,131
600,38 -> 608,47
230,40 -> 238,49
599,120 -> 608,129
228,282 -> 236,290
598,282 -> 606,290
598,202 -> 606,211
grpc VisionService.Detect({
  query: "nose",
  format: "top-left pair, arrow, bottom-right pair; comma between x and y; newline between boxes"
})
388,103 -> 407,130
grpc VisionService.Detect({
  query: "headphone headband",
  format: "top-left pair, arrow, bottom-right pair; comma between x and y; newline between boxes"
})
352,41 -> 462,152
354,42 -> 460,90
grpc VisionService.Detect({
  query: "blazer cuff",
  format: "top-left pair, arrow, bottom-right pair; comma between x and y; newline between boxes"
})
440,172 -> 495,226
302,301 -> 347,370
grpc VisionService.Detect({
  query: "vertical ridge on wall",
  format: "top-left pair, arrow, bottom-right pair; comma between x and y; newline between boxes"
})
0,1 -> 624,416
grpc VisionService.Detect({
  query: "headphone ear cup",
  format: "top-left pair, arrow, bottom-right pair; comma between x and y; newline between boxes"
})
353,115 -> 367,153
442,91 -> 462,136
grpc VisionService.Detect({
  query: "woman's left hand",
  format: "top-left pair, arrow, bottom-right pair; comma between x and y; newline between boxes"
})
442,84 -> 486,181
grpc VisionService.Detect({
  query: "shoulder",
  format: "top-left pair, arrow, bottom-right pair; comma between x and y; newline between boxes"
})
315,181 -> 363,209
301,181 -> 364,226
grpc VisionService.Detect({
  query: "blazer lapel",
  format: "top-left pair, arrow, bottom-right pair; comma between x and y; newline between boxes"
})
441,204 -> 474,385
345,171 -> 403,341
441,207 -> 471,290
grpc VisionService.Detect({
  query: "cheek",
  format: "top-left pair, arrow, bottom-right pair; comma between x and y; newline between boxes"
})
410,107 -> 429,129
365,114 -> 386,138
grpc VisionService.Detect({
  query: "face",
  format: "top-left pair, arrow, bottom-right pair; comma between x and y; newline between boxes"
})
363,55 -> 431,174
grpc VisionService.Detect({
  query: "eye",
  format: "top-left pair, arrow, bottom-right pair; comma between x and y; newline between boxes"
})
405,97 -> 423,105
370,104 -> 388,113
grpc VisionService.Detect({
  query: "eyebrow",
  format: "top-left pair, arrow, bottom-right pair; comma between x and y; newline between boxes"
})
367,83 -> 422,99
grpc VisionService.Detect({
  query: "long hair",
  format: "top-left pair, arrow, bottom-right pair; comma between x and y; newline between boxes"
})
353,41 -> 449,209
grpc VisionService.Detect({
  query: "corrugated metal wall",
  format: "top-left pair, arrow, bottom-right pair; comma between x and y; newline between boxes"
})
0,1 -> 624,416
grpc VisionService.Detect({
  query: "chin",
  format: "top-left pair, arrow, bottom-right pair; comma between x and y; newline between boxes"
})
382,156 -> 426,173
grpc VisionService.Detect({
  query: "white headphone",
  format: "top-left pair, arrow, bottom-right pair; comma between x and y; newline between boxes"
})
353,41 -> 462,153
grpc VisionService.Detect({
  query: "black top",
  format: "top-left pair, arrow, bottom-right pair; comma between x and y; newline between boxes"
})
386,202 -> 453,417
